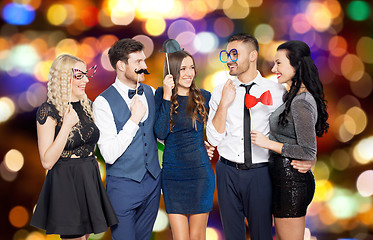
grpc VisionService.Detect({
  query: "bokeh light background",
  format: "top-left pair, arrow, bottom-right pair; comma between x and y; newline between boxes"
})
1,0 -> 373,239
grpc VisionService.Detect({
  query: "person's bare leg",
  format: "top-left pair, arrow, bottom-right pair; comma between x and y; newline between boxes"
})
168,213 -> 190,240
274,216 -> 306,240
189,213 -> 209,240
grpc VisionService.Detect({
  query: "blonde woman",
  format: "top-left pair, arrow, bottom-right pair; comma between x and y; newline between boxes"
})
31,54 -> 118,239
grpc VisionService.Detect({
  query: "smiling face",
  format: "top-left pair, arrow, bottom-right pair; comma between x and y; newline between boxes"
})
123,51 -> 147,87
272,49 -> 296,86
226,40 -> 257,78
71,61 -> 89,101
177,56 -> 195,94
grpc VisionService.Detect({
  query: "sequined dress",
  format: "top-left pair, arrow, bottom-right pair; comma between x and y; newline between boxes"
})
30,101 -> 118,235
154,87 -> 215,214
269,92 -> 316,218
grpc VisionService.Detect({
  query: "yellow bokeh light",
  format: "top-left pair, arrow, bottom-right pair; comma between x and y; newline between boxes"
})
337,95 -> 361,113
330,149 -> 350,171
313,161 -> 330,182
203,70 -> 231,92
341,54 -> 365,82
152,209 -> 169,232
324,0 -> 342,18
333,114 -> 354,143
47,4 -> 67,26
248,0 -> 263,7
350,72 -> 373,99
353,136 -> 373,164
259,41 -> 284,62
111,8 -> 135,25
4,149 -> 24,172
206,227 -> 219,240
356,36 -> 373,64
56,38 -> 79,56
306,2 -> 332,32
34,60 -> 53,83
144,17 -> 166,36
254,24 -> 274,44
0,97 -> 16,123
186,0 -> 208,20
9,206 -> 29,228
223,0 -> 250,19
99,9 -> 115,28
345,107 -> 367,135
25,231 -> 45,240
314,180 -> 334,202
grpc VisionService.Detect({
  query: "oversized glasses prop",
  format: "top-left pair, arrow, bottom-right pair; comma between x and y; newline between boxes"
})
219,49 -> 238,63
219,49 -> 238,80
72,65 -> 97,80
69,65 -> 97,104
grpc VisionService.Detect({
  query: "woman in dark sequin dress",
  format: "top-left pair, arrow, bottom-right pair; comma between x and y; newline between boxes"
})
30,54 -> 118,239
154,50 -> 215,240
251,41 -> 329,240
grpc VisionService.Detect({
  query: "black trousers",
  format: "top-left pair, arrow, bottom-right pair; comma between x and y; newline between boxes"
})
216,159 -> 273,240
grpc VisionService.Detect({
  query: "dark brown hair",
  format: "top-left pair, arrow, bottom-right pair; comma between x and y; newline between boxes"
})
108,38 -> 144,70
163,50 -> 208,131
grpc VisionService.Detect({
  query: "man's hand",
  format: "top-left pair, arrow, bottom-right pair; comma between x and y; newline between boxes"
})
205,141 -> 215,160
291,158 -> 317,173
220,79 -> 236,108
130,96 -> 147,125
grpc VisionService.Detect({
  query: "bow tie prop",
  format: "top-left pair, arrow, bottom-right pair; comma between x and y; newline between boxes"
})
159,39 -> 184,75
244,90 -> 273,109
134,68 -> 149,95
128,85 -> 144,99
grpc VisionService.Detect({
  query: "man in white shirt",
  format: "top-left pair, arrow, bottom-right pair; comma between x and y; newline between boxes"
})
93,39 -> 161,240
206,33 -> 315,239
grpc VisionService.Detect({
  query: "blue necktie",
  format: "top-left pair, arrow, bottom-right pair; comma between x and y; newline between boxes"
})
128,85 -> 144,99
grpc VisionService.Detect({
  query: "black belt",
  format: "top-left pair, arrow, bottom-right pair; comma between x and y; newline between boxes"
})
220,156 -> 268,170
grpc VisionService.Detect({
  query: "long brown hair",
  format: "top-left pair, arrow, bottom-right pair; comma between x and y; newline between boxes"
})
163,51 -> 208,131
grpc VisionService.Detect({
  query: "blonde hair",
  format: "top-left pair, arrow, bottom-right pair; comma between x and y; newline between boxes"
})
47,54 -> 93,138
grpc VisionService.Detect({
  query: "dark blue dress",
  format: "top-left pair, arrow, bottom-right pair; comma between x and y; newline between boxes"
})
154,87 -> 215,214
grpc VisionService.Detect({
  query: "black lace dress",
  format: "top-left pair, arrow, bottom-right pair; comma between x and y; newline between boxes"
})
30,101 -> 118,236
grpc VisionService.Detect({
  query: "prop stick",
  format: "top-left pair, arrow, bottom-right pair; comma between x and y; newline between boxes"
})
166,53 -> 171,75
136,73 -> 140,95
223,64 -> 230,81
68,72 -> 73,106
134,69 -> 150,95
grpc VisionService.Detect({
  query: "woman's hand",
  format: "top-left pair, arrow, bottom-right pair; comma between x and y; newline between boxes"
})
63,104 -> 79,128
251,130 -> 270,149
163,74 -> 175,100
205,141 -> 215,160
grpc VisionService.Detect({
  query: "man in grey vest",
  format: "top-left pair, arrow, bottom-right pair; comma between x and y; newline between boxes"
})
93,38 -> 161,240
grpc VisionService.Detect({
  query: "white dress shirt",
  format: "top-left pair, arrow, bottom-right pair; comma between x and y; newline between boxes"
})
92,77 -> 155,164
206,71 -> 286,164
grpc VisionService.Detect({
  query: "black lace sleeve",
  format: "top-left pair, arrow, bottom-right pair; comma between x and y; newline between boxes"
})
36,102 -> 61,125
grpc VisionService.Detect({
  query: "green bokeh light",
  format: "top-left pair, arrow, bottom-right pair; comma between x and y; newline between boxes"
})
347,1 -> 371,21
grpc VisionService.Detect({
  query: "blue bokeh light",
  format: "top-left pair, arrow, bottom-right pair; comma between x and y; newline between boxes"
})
2,3 -> 35,25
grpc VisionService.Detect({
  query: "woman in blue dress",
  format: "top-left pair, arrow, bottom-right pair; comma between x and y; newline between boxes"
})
154,50 -> 215,240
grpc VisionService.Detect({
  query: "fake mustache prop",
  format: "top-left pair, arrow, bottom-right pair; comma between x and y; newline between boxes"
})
135,69 -> 150,74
